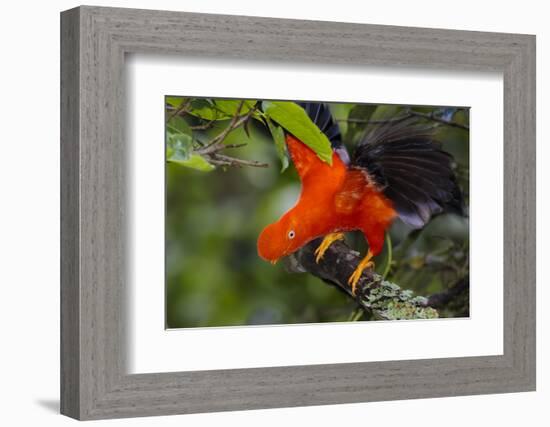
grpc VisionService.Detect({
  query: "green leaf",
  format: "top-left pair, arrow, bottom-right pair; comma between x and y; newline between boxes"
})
214,99 -> 256,116
167,116 -> 192,136
266,118 -> 289,172
188,99 -> 230,121
166,133 -> 215,172
166,96 -> 185,108
168,154 -> 215,172
261,101 -> 333,165
167,133 -> 193,160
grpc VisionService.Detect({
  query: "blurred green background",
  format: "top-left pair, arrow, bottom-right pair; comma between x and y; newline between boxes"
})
166,99 -> 470,329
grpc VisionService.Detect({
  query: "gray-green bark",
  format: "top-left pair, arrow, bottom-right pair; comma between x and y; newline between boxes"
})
287,238 -> 439,321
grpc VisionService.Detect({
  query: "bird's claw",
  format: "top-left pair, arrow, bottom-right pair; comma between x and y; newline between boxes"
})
348,261 -> 374,295
314,246 -> 324,263
347,250 -> 375,295
314,233 -> 345,263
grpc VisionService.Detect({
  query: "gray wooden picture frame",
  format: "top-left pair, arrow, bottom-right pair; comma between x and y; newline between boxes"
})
60,5 -> 536,420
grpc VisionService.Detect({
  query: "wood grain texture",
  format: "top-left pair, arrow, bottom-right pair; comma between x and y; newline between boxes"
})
60,6 -> 536,420
60,7 -> 81,419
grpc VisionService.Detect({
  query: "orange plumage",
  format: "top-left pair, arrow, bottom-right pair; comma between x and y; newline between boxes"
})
257,135 -> 395,263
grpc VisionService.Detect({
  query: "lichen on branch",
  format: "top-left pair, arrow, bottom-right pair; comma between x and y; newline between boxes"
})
286,238 -> 438,321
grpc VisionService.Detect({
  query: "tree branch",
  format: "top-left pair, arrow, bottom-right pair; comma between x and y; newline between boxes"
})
287,238 -> 439,320
407,110 -> 469,130
336,109 -> 469,131
196,101 -> 256,156
188,102 -> 268,168
427,275 -> 469,309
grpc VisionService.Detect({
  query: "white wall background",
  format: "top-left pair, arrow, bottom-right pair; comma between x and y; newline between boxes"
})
0,0 -> 546,425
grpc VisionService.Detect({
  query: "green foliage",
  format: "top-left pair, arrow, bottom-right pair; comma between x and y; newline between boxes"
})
166,132 -> 192,160
166,128 -> 215,172
168,155 -> 215,172
165,97 -> 335,173
214,99 -> 256,116
187,99 -> 229,121
369,104 -> 402,121
167,116 -> 191,135
166,96 -> 185,108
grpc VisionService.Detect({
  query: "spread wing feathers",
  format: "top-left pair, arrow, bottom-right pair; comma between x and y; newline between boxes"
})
297,102 -> 350,165
352,116 -> 464,228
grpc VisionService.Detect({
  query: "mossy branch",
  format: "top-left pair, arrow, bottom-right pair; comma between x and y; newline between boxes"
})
286,238 -> 439,321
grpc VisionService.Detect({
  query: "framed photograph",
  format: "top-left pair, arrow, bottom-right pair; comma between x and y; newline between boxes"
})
60,6 -> 536,420
164,97 -> 470,329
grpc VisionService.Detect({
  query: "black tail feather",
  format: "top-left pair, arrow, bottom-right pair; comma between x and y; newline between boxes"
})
352,116 -> 465,228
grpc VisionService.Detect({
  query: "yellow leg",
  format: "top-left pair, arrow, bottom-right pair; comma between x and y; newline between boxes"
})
348,250 -> 375,295
314,232 -> 345,263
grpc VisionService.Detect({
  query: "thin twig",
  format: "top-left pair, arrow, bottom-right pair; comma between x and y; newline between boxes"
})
382,233 -> 393,279
207,153 -> 268,168
190,121 -> 217,131
197,103 -> 258,157
336,115 -> 410,125
407,110 -> 469,130
168,100 -> 264,169
427,275 -> 469,309
197,100 -> 246,153
224,143 -> 248,149
166,99 -> 192,122
335,111 -> 469,130
197,101 -> 256,155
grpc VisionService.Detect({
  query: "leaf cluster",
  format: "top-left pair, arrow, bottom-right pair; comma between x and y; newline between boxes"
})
165,97 -> 333,173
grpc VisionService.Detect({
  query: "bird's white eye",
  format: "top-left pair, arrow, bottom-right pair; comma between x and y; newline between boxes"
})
288,230 -> 296,239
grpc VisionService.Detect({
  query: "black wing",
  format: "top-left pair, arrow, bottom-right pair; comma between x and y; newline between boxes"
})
352,116 -> 464,228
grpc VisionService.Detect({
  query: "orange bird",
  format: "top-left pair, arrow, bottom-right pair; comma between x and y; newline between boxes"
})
257,103 -> 463,293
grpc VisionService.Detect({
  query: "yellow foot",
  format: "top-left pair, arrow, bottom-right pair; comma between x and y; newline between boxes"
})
314,232 -> 345,263
348,250 -> 375,295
